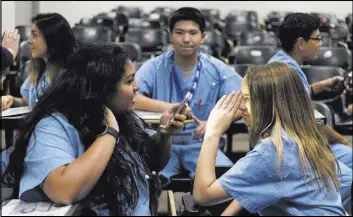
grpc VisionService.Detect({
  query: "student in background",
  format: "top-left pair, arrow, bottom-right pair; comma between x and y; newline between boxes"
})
1,13 -> 77,110
135,7 -> 242,185
193,62 -> 350,216
2,43 -> 189,216
268,13 -> 352,169
268,14 -> 352,213
1,28 -> 20,94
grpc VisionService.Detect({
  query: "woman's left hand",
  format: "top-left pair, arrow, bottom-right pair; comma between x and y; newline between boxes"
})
159,103 -> 191,135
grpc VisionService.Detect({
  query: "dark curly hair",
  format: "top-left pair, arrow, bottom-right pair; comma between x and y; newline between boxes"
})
279,13 -> 320,53
3,42 -> 161,216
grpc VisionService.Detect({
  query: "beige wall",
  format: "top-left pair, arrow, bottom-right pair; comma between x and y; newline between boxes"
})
38,1 -> 353,27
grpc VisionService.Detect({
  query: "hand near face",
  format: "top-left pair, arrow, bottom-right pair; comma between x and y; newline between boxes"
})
205,92 -> 243,137
159,103 -> 190,135
104,107 -> 119,133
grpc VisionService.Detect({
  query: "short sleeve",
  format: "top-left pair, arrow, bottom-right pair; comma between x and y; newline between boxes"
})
135,60 -> 156,97
20,77 -> 31,102
19,116 -> 77,201
218,149 -> 281,213
209,58 -> 241,97
286,62 -> 310,95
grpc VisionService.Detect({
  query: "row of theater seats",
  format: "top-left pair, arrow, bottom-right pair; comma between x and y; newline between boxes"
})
11,9 -> 351,69
9,23 -> 353,126
72,7 -> 352,64
7,8 -> 353,135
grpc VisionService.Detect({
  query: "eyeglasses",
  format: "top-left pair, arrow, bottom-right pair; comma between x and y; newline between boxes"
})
308,36 -> 322,42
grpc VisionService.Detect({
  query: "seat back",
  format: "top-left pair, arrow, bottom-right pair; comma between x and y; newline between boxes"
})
116,42 -> 142,62
199,45 -> 213,55
264,11 -> 289,36
233,64 -> 255,77
201,9 -> 221,21
302,65 -> 351,126
301,65 -> 345,83
306,47 -> 352,69
237,31 -> 278,46
73,25 -> 112,46
346,13 -> 353,33
234,46 -> 277,64
301,65 -> 345,99
125,27 -> 164,51
314,102 -> 336,127
225,11 -> 259,38
311,12 -> 338,33
204,30 -> 223,47
321,32 -> 332,47
15,25 -> 31,43
116,6 -> 142,19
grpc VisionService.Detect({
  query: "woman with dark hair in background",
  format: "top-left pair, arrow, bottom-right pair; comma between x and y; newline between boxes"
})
1,13 -> 77,110
2,43 -> 189,216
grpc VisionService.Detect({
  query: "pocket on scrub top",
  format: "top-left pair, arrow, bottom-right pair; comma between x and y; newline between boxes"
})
193,102 -> 215,121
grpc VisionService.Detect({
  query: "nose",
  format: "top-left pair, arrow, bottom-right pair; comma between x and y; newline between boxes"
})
318,39 -> 323,47
182,33 -> 190,43
238,98 -> 247,112
133,80 -> 140,92
27,38 -> 32,45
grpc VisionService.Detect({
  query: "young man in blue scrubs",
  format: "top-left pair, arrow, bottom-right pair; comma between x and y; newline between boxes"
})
135,7 -> 242,184
268,13 -> 352,213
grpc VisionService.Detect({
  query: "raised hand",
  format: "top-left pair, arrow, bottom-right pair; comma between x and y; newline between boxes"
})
104,107 -> 119,133
205,92 -> 243,137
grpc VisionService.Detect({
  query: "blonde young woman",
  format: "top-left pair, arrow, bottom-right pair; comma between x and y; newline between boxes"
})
193,62 -> 351,215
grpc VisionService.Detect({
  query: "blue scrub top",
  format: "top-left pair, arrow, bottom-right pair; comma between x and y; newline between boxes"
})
218,129 -> 345,216
268,50 -> 311,95
20,73 -> 49,106
136,50 -> 242,144
15,112 -> 152,216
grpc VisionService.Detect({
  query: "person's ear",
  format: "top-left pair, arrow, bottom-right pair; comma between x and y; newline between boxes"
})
298,37 -> 305,50
200,32 -> 206,44
168,30 -> 173,43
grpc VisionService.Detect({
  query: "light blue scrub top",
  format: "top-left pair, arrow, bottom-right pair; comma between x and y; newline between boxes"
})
20,73 -> 49,106
136,50 -> 242,144
268,50 -> 311,95
218,130 -> 345,216
16,112 -> 152,216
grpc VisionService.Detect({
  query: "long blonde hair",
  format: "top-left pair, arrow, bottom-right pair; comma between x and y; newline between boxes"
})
246,62 -> 340,193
